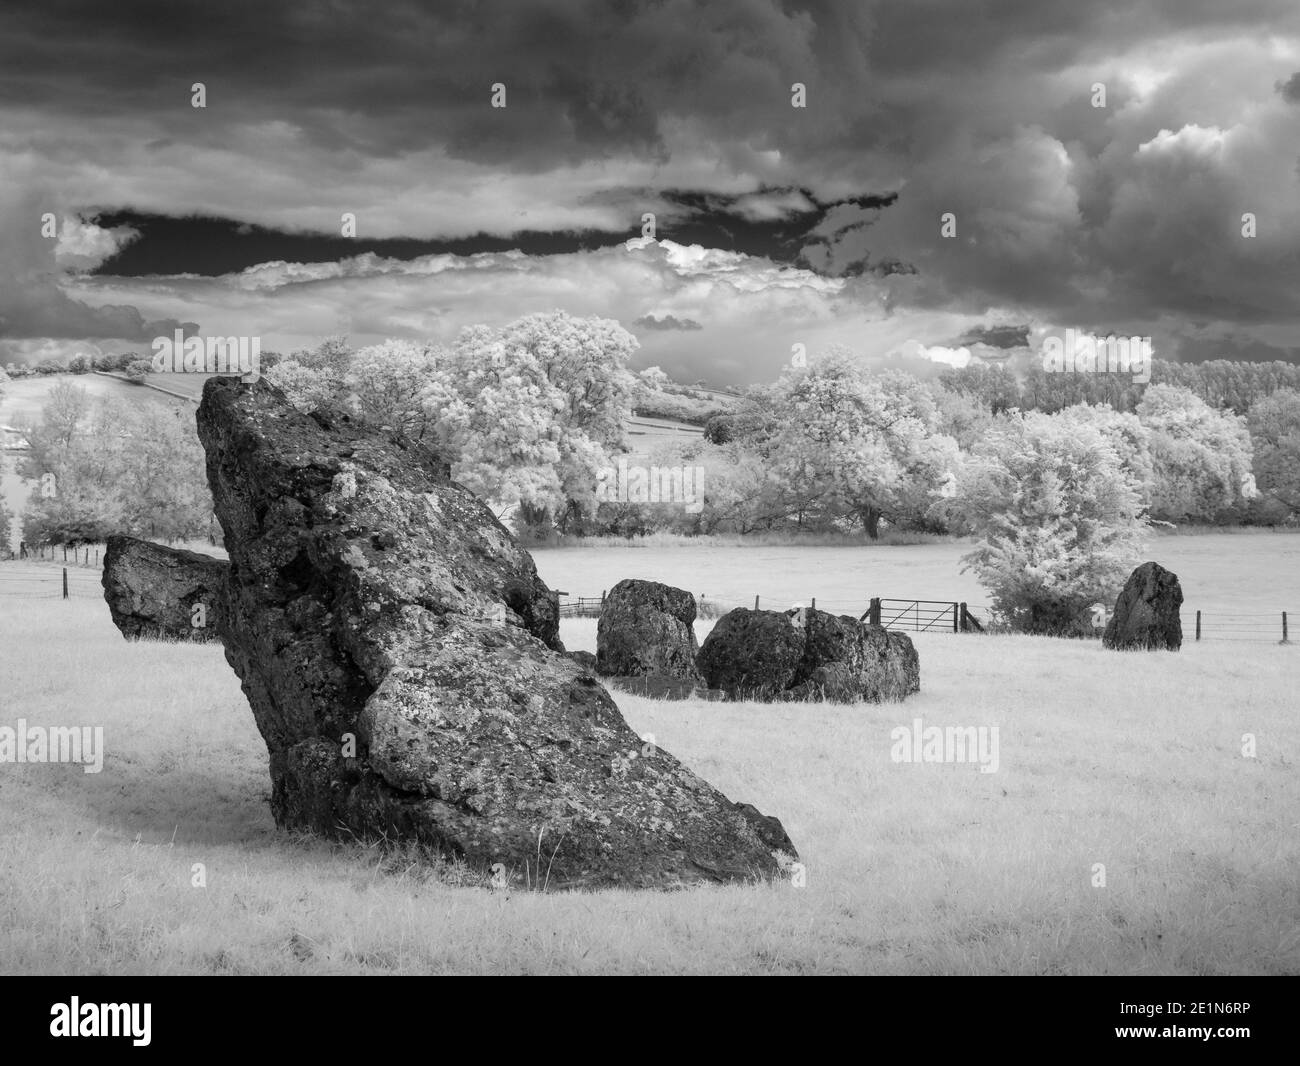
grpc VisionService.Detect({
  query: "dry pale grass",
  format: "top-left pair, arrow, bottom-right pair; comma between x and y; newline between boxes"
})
1,540 -> 1298,975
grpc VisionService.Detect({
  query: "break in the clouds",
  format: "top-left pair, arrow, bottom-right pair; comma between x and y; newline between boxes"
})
1,0 -> 1298,374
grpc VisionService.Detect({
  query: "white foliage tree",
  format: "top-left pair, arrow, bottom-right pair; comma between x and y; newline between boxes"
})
959,411 -> 1148,635
436,312 -> 638,528
767,355 -> 960,537
345,338 -> 449,443
1136,385 -> 1256,521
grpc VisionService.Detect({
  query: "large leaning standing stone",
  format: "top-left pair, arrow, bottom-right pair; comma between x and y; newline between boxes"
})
1103,561 -> 1183,651
101,534 -> 227,642
596,578 -> 703,681
195,379 -> 795,889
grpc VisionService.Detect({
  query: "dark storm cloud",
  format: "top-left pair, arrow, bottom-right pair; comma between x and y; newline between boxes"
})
91,187 -> 899,277
953,325 -> 1031,350
89,212 -> 619,277
1,0 -> 1299,361
0,0 -> 854,167
633,313 -> 703,331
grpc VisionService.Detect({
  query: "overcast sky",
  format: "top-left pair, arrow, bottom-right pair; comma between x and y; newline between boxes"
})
1,0 -> 1298,382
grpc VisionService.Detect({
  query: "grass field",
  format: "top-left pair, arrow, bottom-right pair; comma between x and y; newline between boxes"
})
533,531 -> 1300,621
1,537 -> 1298,974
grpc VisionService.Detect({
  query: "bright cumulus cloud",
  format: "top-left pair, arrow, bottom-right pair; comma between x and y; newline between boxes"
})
889,339 -> 971,369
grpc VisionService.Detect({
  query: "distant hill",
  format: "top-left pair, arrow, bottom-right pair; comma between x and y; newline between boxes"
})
632,382 -> 739,425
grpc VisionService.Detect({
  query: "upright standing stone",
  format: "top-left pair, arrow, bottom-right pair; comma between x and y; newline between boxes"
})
597,578 -> 703,681
1103,561 -> 1183,650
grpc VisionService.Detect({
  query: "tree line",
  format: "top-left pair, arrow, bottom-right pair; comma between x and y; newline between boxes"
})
4,315 -> 1300,636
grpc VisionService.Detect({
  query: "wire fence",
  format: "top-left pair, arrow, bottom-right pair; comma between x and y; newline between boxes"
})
1190,610 -> 1296,643
558,590 -> 1299,644
3,562 -> 1293,643
0,564 -> 103,599
559,591 -> 992,630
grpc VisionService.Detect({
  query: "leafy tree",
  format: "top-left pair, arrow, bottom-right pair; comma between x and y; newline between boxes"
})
933,387 -> 996,450
767,356 -> 960,538
1054,404 -> 1154,511
124,358 -> 152,383
263,336 -> 354,413
1247,387 -> 1300,519
495,311 -> 636,453
20,394 -> 210,544
1136,385 -> 1256,522
638,366 -> 670,391
937,362 -> 1021,414
437,312 -> 638,527
0,455 -> 10,554
959,411 -> 1148,635
345,338 -> 449,443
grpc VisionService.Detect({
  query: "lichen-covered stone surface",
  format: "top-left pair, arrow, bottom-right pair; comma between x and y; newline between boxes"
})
699,607 -> 920,702
101,534 -> 227,643
596,578 -> 703,680
195,378 -> 795,889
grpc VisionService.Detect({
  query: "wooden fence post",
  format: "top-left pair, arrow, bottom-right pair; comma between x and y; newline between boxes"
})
754,595 -> 760,611
62,568 -> 68,600
869,597 -> 881,625
1283,611 -> 1289,645
952,602 -> 959,633
811,597 -> 816,612
1196,610 -> 1201,641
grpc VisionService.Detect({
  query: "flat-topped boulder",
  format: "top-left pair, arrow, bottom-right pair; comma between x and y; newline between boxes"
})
597,578 -> 703,681
696,609 -> 806,699
195,378 -> 795,889
1103,561 -> 1183,651
698,606 -> 920,702
101,534 -> 228,642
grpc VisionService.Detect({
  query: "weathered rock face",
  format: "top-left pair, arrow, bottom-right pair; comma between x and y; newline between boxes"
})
195,378 -> 795,889
564,650 -> 599,674
597,579 -> 703,680
101,534 -> 228,642
790,609 -> 921,702
698,607 -> 920,702
1103,561 -> 1183,651
696,609 -> 806,698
